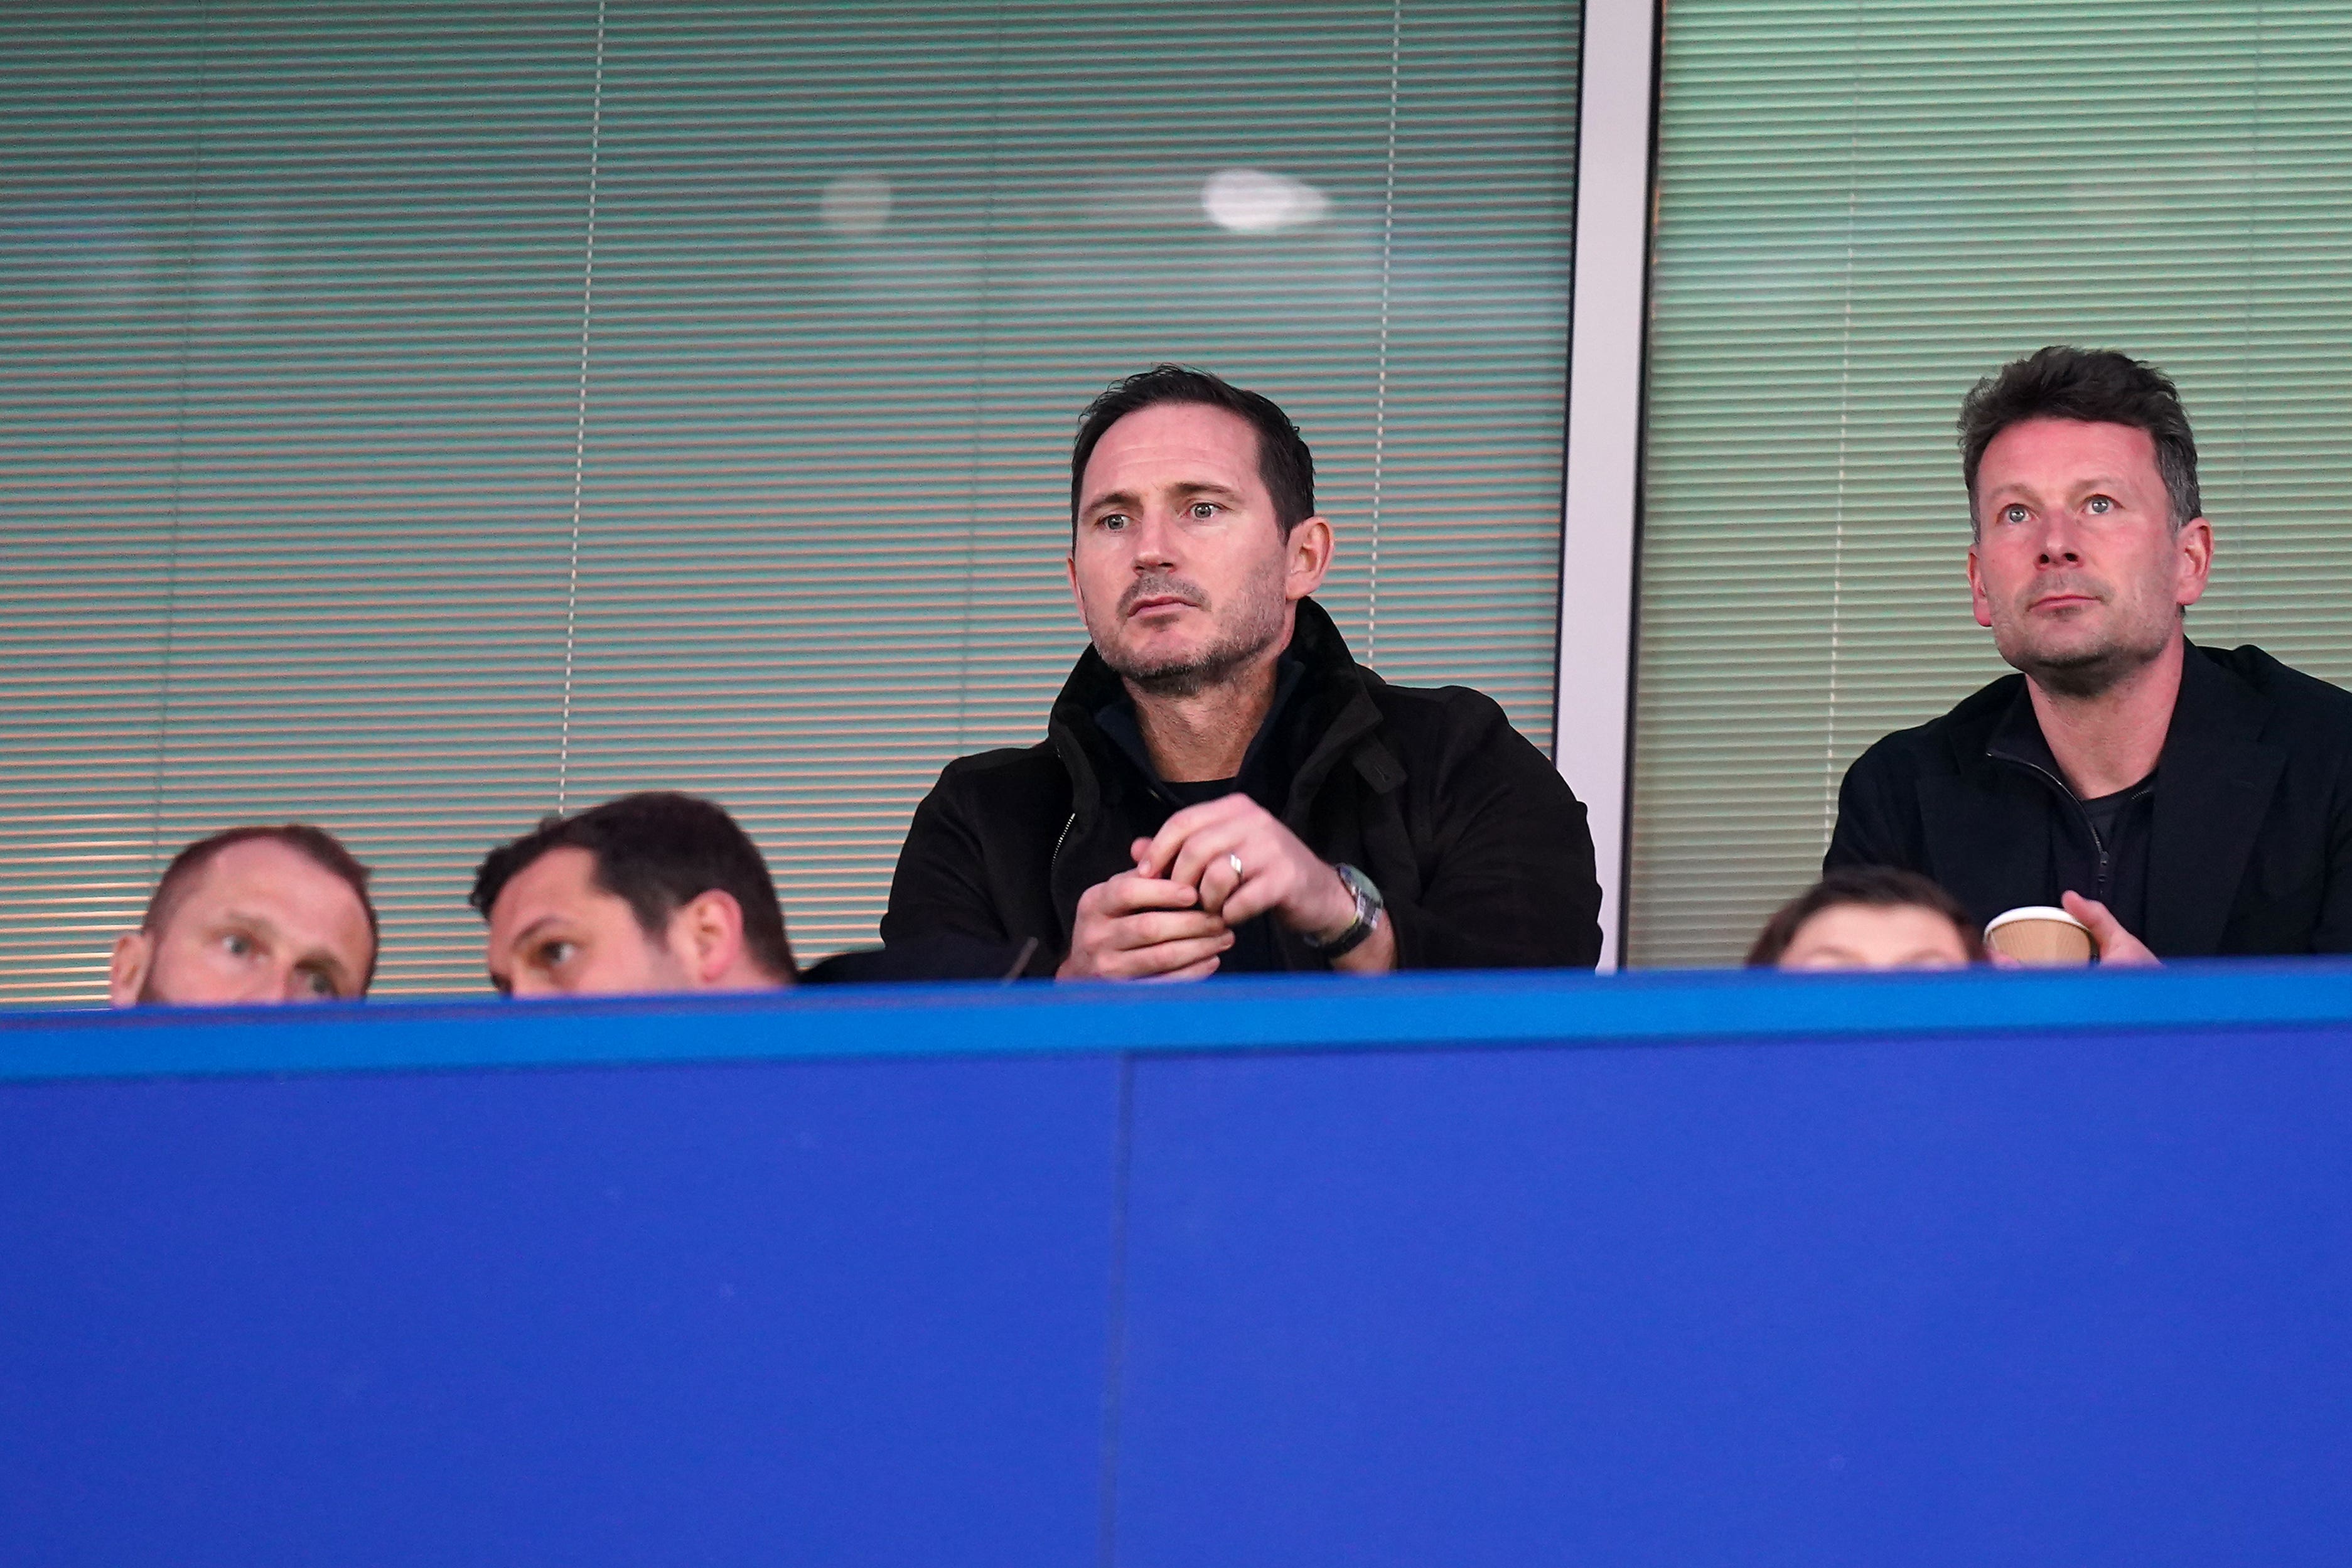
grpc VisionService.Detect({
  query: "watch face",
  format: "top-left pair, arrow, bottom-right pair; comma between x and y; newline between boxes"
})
1309,862 -> 1382,957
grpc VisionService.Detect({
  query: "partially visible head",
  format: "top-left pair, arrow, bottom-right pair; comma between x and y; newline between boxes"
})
471,792 -> 795,997
1746,867 -> 1984,971
109,825 -> 379,1006
1960,347 -> 2213,699
1066,364 -> 1332,699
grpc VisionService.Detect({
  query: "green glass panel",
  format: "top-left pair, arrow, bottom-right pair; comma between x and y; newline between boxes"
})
1631,0 -> 2352,967
0,1 -> 1577,999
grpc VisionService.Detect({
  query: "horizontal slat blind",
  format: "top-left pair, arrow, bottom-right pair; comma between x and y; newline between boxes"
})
0,12 -> 205,1003
0,1 -> 1578,1001
1629,0 -> 2352,967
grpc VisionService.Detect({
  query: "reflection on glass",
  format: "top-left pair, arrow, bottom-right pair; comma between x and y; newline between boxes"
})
819,171 -> 893,237
1201,167 -> 1328,234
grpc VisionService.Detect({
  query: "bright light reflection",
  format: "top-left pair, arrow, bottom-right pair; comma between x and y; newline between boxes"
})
1200,168 -> 1329,235
820,172 -> 893,237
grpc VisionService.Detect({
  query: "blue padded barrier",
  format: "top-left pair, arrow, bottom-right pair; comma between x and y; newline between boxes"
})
1,1053 -> 1122,1566
4,963 -> 2350,1565
10,960 -> 2352,1083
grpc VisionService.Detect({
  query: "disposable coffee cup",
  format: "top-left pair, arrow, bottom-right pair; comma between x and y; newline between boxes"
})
1983,906 -> 2095,967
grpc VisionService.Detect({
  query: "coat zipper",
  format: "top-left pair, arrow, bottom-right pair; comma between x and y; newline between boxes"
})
1997,753 -> 2112,902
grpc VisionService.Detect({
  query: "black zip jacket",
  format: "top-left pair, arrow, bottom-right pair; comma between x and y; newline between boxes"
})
882,598 -> 1603,973
1826,642 -> 2352,956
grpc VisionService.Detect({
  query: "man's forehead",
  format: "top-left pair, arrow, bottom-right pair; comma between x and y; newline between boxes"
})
180,839 -> 360,918
1083,403 -> 1263,493
489,845 -> 640,938
1980,417 -> 2159,480
492,846 -> 598,915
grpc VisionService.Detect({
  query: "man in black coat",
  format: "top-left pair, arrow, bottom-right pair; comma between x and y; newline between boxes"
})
884,364 -> 1603,979
1828,346 -> 2352,959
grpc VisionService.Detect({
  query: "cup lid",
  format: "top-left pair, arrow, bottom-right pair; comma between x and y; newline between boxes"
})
1983,905 -> 2090,935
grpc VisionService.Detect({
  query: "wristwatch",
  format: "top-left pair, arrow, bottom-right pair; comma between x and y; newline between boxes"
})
1302,862 -> 1385,959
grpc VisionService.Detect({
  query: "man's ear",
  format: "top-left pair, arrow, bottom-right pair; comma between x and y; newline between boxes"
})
109,930 -> 153,1007
1285,515 -> 1333,600
1967,544 -> 1994,630
2175,516 -> 2215,608
670,890 -> 748,986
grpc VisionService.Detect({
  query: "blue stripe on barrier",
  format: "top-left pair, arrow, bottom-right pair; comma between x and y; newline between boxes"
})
6,958 -> 2352,1082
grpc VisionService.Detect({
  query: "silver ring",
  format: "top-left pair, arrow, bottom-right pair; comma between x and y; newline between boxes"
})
1228,852 -> 1245,883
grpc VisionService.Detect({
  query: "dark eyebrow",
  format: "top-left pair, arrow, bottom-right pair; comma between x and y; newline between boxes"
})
211,908 -> 350,994
1987,473 -> 2133,500
507,914 -> 566,950
1080,486 -> 1144,519
1081,480 -> 1248,517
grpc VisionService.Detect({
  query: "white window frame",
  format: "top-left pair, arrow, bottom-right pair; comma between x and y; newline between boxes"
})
1554,0 -> 1661,971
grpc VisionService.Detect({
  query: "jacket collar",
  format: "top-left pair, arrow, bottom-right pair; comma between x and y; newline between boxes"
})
1920,677 -> 2062,925
1044,596 -> 1397,822
2145,642 -> 2285,952
1277,600 -> 1395,814
1091,657 -> 1308,808
1986,680 -> 2066,780
1931,643 -> 2284,952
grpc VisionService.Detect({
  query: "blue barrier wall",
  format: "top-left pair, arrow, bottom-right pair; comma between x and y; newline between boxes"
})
6,967 -> 2351,1565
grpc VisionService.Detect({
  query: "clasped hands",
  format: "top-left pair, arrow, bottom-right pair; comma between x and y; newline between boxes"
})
1056,795 -> 1358,980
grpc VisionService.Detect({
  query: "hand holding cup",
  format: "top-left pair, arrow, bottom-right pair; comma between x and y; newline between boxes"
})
1982,897 -> 2161,967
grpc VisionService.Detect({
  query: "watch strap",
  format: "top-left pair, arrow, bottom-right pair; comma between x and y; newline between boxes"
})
1304,862 -> 1383,959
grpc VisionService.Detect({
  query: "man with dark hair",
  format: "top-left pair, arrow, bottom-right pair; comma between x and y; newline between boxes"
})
1827,345 -> 2352,957
884,363 -> 1603,978
473,792 -> 797,996
1065,363 -> 1319,541
109,825 -> 379,1005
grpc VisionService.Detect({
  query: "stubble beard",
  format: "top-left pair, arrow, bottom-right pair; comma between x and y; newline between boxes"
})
1995,589 -> 2176,702
1100,575 -> 1289,701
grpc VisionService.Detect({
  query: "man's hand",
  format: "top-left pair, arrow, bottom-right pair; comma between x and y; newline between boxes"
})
1136,795 -> 1355,936
2061,891 -> 2162,967
1132,795 -> 1397,972
1055,869 -> 1233,981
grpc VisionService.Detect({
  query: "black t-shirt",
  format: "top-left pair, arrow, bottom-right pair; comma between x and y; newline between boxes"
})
1162,776 -> 1239,808
2081,778 -> 2144,853
2073,771 -> 2158,935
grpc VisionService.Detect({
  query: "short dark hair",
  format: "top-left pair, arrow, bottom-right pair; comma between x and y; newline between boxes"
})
469,792 -> 794,980
1745,866 -> 1984,967
1069,363 -> 1316,538
1958,346 -> 2201,535
145,825 -> 380,986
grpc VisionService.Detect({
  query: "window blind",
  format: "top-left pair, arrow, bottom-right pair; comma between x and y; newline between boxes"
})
0,1 -> 1579,1001
1628,0 -> 2352,967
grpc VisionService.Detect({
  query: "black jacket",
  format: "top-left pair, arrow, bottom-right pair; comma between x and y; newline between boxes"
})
1827,643 -> 2352,956
883,598 -> 1603,972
